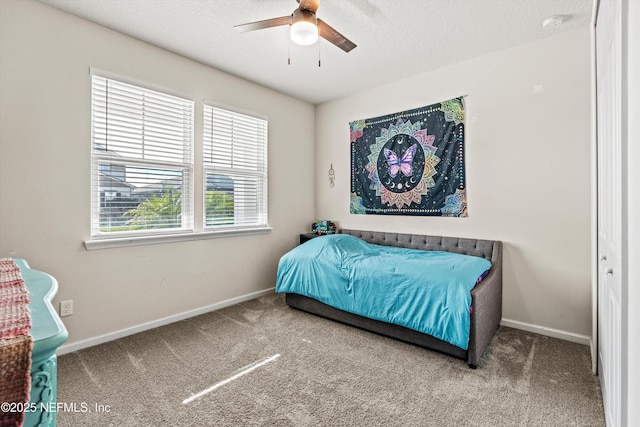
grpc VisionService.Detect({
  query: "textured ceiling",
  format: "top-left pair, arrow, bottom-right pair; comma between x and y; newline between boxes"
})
36,0 -> 594,105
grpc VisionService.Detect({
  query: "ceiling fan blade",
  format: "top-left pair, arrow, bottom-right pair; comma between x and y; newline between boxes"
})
234,15 -> 291,33
298,0 -> 320,14
317,19 -> 356,53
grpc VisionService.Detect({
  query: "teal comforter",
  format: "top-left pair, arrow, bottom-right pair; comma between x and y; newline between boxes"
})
275,234 -> 492,349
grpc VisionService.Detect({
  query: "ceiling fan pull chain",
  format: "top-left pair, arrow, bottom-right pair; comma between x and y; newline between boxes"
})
318,39 -> 321,67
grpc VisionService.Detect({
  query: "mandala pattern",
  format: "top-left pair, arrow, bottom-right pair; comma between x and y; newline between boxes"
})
441,188 -> 468,217
440,98 -> 465,125
350,97 -> 467,216
350,120 -> 366,143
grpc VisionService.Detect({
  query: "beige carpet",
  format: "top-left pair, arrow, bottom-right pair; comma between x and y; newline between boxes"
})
57,293 -> 604,426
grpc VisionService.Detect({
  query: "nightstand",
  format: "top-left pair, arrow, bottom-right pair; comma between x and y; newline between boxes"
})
299,233 -> 322,245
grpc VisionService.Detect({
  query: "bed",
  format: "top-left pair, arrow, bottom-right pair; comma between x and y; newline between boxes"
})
276,229 -> 503,368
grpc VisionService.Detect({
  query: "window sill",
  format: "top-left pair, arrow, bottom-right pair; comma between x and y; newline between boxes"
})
84,227 -> 272,250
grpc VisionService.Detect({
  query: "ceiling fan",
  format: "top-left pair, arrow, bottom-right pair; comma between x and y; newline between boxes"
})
234,0 -> 357,53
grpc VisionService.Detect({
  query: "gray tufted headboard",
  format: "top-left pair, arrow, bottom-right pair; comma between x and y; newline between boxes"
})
339,229 -> 501,267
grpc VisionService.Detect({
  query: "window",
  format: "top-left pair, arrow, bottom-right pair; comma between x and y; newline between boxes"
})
203,105 -> 268,230
90,74 -> 194,236
87,72 -> 270,249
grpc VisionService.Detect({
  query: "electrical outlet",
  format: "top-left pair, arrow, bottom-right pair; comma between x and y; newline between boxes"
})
60,300 -> 73,317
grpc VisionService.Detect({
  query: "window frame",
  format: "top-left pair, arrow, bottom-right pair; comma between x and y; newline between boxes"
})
89,71 -> 195,240
202,102 -> 269,232
84,71 -> 271,250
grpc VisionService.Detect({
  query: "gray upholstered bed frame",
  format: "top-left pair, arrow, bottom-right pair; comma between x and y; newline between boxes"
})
285,229 -> 503,368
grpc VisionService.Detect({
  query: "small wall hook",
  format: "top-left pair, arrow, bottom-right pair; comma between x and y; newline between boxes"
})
329,163 -> 335,188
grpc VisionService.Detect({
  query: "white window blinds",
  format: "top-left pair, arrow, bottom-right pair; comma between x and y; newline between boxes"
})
203,105 -> 268,229
91,74 -> 194,235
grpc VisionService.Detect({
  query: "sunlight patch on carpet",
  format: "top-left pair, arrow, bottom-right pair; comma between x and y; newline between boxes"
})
182,354 -> 281,404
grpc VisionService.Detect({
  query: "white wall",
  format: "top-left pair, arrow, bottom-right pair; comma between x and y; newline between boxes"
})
0,0 -> 315,346
315,28 -> 593,338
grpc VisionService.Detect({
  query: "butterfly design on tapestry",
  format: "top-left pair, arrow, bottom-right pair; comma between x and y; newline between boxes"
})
383,143 -> 418,178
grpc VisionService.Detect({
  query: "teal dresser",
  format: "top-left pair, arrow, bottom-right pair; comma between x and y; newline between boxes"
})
14,259 -> 68,427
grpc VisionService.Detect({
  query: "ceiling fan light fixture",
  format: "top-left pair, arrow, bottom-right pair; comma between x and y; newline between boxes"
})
291,21 -> 318,45
234,1 -> 356,53
290,9 -> 318,46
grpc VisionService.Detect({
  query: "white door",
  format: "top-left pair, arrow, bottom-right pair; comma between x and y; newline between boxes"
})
596,0 -> 622,425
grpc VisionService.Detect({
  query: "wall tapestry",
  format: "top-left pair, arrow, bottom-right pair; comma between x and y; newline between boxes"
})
350,97 -> 467,217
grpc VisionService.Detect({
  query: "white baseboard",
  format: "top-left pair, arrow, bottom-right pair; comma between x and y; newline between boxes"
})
57,287 -> 275,355
500,318 -> 591,346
